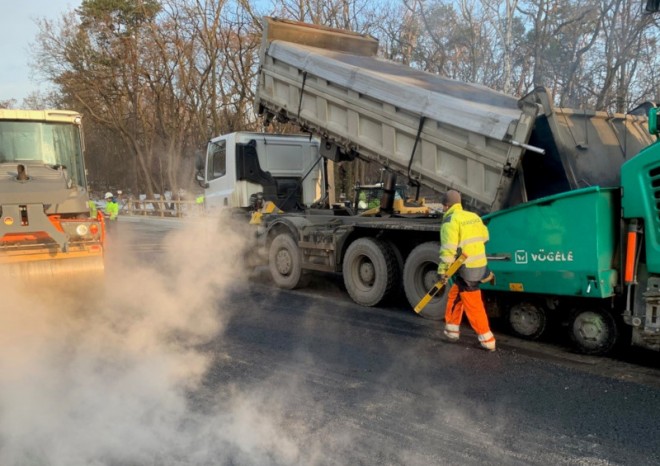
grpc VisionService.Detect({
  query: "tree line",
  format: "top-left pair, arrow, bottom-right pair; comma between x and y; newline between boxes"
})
6,0 -> 660,199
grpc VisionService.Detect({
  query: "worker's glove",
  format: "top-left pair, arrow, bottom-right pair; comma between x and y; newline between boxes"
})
480,271 -> 495,285
437,273 -> 448,285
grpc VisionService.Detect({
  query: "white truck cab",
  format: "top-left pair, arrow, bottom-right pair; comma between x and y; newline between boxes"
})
196,132 -> 324,213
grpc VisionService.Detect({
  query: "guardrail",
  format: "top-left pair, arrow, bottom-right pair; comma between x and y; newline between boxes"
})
121,199 -> 204,218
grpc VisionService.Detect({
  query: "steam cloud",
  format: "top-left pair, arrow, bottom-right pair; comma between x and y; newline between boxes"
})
0,214 -> 630,465
0,215 -> 305,465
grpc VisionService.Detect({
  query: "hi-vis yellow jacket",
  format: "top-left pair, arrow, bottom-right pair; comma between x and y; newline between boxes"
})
438,203 -> 489,276
105,200 -> 119,221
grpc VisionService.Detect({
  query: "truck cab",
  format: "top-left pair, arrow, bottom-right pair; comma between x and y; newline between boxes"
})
196,132 -> 324,215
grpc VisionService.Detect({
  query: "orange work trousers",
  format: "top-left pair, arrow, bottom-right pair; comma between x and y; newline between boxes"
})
444,283 -> 495,348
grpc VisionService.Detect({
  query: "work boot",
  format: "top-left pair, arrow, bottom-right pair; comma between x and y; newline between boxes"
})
479,341 -> 496,352
477,331 -> 496,352
443,329 -> 460,342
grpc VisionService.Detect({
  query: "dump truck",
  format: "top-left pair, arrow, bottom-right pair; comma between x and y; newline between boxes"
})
195,131 -> 325,218
254,17 -> 659,355
0,109 -> 104,283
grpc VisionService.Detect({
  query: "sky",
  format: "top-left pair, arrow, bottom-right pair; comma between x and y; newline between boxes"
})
0,1 -> 80,105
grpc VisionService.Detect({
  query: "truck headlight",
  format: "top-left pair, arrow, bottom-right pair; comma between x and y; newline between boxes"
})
76,224 -> 89,236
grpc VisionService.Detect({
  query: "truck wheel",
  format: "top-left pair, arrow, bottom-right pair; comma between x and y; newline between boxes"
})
507,301 -> 547,340
568,307 -> 618,355
268,233 -> 308,290
343,238 -> 397,306
383,240 -> 404,299
403,242 -> 445,319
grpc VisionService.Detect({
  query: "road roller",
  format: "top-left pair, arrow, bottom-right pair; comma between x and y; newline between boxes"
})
0,109 -> 105,285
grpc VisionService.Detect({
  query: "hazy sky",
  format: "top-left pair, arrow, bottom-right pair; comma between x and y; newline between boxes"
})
0,1 -> 80,104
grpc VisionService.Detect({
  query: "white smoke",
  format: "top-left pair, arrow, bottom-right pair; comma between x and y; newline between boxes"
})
0,214 -> 635,465
0,215 -> 305,465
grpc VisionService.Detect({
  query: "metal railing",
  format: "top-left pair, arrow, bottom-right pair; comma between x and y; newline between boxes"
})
121,199 -> 204,218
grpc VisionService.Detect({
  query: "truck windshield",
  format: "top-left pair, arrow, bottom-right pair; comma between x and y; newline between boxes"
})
0,120 -> 85,187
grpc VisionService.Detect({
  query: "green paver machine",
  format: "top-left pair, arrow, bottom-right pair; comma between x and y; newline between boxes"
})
482,109 -> 660,354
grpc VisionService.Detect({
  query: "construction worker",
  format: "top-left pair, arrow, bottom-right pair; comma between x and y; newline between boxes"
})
88,198 -> 98,218
358,191 -> 368,210
104,192 -> 119,228
368,196 -> 380,210
438,190 -> 496,352
195,194 -> 205,215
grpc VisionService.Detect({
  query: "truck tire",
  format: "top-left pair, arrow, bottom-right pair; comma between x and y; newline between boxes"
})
506,301 -> 547,340
403,242 -> 446,319
268,233 -> 308,290
343,238 -> 397,307
568,307 -> 618,355
383,240 -> 404,299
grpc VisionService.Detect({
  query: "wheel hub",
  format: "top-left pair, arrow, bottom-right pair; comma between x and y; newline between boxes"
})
510,303 -> 542,337
575,312 -> 606,343
423,268 -> 436,291
358,259 -> 375,285
275,249 -> 292,276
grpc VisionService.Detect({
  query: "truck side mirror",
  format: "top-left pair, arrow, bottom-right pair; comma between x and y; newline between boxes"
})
195,170 -> 209,189
649,107 -> 658,136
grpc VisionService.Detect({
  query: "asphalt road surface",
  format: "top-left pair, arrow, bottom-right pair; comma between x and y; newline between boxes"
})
102,216 -> 660,465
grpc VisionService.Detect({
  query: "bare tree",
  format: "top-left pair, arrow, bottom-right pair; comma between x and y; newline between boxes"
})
479,0 -> 520,93
0,99 -> 16,109
26,0 -> 660,198
32,0 -> 263,197
592,0 -> 654,111
378,0 -> 421,65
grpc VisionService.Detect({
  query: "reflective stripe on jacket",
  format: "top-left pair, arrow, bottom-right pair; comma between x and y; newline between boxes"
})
438,203 -> 489,275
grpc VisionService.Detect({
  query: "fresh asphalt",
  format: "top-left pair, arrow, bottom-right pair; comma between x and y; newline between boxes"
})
110,216 -> 660,465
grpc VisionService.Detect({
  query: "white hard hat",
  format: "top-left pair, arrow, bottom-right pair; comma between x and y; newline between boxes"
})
105,192 -> 113,199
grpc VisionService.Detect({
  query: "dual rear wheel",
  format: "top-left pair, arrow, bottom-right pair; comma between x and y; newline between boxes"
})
342,238 -> 399,307
268,233 -> 400,307
402,242 -> 447,320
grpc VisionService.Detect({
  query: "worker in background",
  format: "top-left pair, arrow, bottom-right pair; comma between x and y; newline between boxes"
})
357,191 -> 380,210
438,190 -> 496,352
368,195 -> 380,210
195,194 -> 205,215
104,192 -> 119,231
358,191 -> 368,210
88,198 -> 98,218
